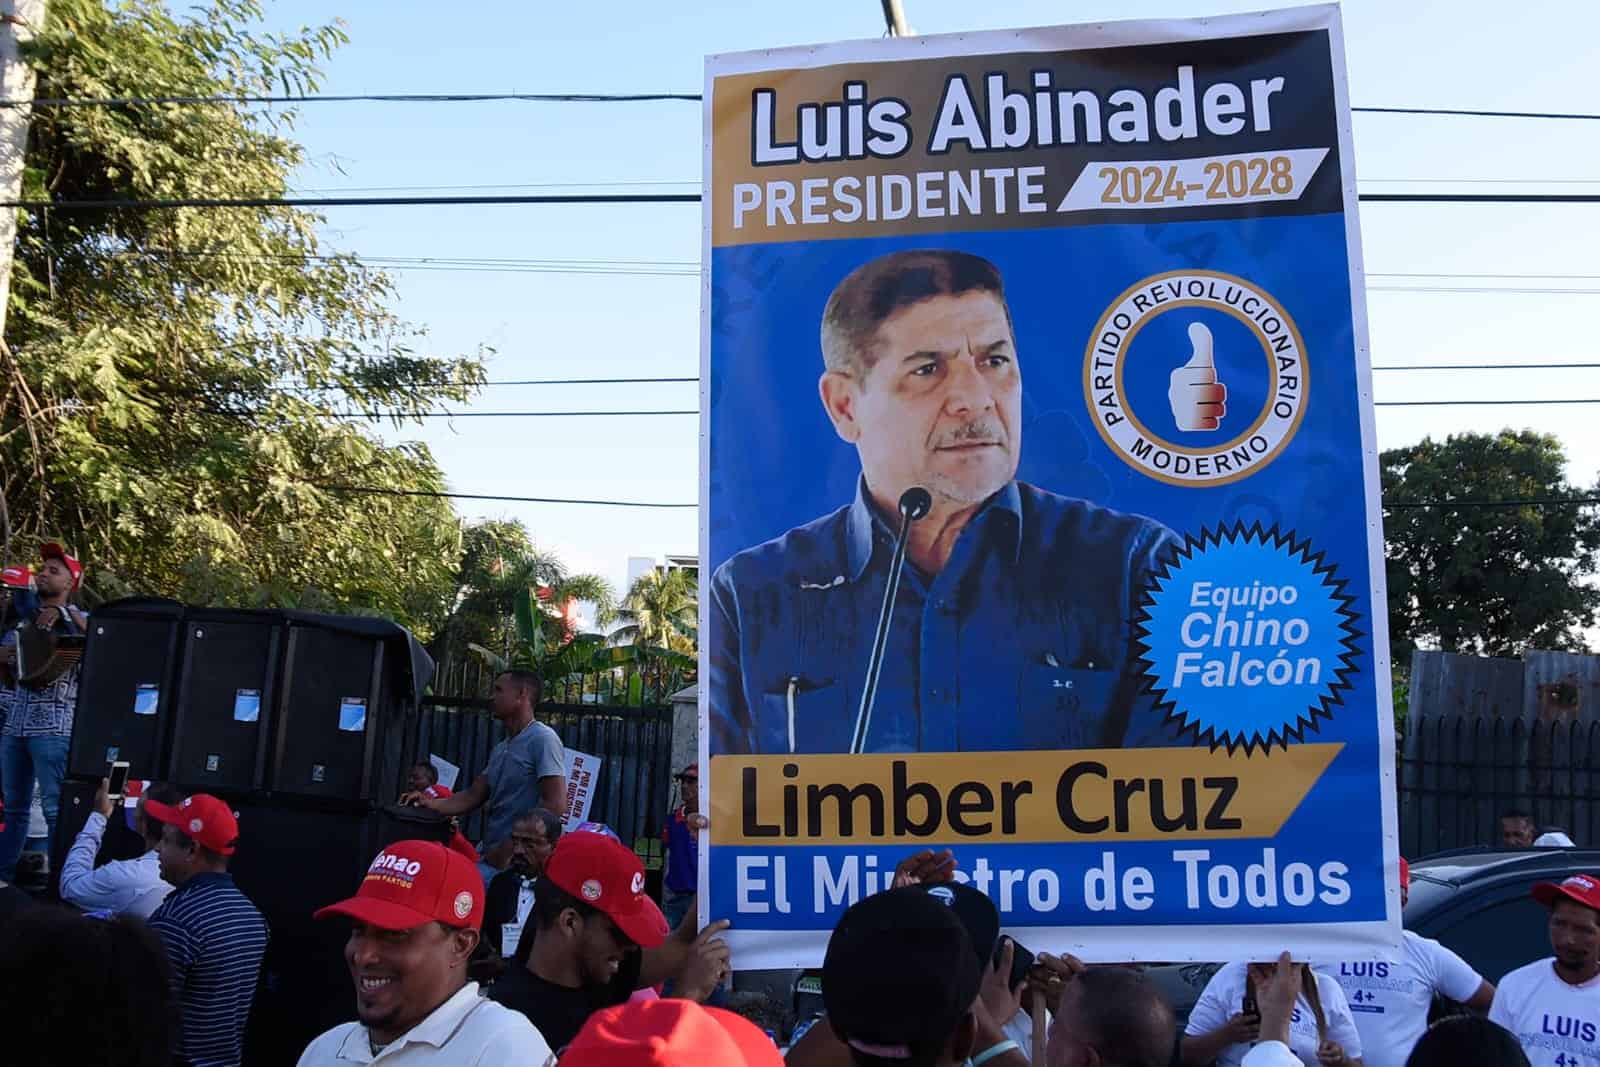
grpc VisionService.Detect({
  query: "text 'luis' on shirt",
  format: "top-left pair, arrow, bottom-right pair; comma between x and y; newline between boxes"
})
709,477 -> 1177,755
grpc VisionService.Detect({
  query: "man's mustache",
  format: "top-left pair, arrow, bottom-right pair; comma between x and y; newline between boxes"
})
930,419 -> 1005,449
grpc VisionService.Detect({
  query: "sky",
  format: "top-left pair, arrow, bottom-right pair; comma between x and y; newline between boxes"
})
256,0 -> 1600,599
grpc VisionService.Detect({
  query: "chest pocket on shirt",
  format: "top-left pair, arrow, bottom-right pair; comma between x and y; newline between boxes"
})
760,679 -> 847,754
1017,664 -> 1118,748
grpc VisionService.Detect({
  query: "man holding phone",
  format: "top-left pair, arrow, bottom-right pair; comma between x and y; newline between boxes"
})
58,771 -> 180,919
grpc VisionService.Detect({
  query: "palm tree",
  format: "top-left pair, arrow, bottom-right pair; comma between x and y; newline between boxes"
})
613,568 -> 697,652
451,540 -> 616,653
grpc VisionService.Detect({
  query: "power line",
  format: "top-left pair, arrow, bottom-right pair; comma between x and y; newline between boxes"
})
281,177 -> 1598,196
289,179 -> 698,195
4,91 -> 1599,123
0,192 -> 701,209
281,409 -> 699,419
313,483 -> 1600,511
9,191 -> 1600,210
321,485 -> 697,509
483,377 -> 696,386
287,367 -> 1598,390
1383,497 -> 1600,510
1372,362 -> 1600,371
1361,194 -> 1600,204
1364,178 -> 1600,186
103,251 -> 1600,287
1373,398 -> 1600,406
1353,106 -> 1600,122
1369,272 -> 1600,280
6,91 -> 702,107
1368,286 -> 1600,295
221,398 -> 1600,420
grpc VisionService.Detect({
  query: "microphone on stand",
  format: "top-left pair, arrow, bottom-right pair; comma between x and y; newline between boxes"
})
850,486 -> 933,755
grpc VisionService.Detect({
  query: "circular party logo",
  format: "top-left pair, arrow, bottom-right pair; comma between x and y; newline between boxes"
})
1083,270 -> 1308,487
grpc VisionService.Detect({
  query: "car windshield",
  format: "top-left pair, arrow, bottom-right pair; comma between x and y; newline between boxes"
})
1404,875 -> 1462,922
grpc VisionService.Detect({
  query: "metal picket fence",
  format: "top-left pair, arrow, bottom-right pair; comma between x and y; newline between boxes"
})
1399,713 -> 1600,856
399,684 -> 677,866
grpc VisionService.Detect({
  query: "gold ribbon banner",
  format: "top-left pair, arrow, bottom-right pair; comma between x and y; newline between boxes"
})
710,744 -> 1342,846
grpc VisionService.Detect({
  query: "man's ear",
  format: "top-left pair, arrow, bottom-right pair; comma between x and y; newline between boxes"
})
451,926 -> 480,964
949,1009 -> 978,1063
819,370 -> 863,444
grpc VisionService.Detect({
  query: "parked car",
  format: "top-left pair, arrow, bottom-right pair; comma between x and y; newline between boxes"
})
1146,846 -> 1600,1025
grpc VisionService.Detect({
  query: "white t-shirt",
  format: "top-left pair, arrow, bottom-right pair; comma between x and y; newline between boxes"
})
1317,930 -> 1485,1067
999,1003 -> 1053,1062
1490,957 -> 1600,1067
1185,962 -> 1363,1067
296,982 -> 554,1066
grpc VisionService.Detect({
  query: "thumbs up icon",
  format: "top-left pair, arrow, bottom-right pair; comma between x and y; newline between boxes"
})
1167,322 -> 1228,431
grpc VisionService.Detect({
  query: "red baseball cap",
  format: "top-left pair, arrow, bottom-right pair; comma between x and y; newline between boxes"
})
544,831 -> 668,949
1533,873 -> 1600,912
144,794 -> 240,855
39,542 -> 82,589
563,999 -> 782,1067
0,565 -> 31,589
316,839 -> 485,931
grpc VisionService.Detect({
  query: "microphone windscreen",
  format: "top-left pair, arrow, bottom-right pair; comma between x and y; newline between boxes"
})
899,487 -> 932,521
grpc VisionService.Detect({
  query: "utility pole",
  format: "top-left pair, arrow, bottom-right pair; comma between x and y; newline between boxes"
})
0,0 -> 43,343
880,0 -> 912,37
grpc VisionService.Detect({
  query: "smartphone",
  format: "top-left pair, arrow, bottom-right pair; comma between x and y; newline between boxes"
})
106,760 -> 130,801
995,936 -> 1036,991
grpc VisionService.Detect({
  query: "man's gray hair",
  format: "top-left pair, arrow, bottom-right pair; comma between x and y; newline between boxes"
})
1054,967 -> 1176,1067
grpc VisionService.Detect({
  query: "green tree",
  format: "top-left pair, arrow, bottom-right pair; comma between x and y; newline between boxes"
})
430,521 -> 619,691
612,567 -> 697,653
1382,430 -> 1600,663
0,0 -> 485,637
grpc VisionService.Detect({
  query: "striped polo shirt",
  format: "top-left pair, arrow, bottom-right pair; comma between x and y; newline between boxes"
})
147,871 -> 270,1067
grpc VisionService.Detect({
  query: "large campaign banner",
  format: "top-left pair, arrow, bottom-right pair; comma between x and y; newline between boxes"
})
699,4 -> 1399,965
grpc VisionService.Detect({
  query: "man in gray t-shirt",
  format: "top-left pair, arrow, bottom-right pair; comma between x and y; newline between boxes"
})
408,670 -> 567,882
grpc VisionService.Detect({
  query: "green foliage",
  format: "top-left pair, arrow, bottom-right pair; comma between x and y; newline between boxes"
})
1382,430 -> 1600,663
613,567 -> 697,652
435,524 -> 616,663
467,583 -> 692,706
0,0 -> 486,636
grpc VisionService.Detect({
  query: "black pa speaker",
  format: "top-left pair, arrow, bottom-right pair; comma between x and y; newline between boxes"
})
269,624 -> 401,803
68,598 -> 185,780
168,611 -> 281,792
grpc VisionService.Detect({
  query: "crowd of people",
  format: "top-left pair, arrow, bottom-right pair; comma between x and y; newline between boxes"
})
2,799 -> 1593,1066
0,541 -> 1596,1066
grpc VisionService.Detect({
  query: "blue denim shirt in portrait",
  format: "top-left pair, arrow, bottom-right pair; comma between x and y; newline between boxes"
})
708,479 -> 1181,754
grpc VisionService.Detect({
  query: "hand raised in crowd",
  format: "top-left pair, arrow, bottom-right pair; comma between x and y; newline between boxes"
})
93,777 -> 116,818
890,848 -> 956,888
686,812 -> 709,832
397,790 -> 444,812
1026,951 -> 1086,1017
1253,951 -> 1300,1047
676,919 -> 733,1002
978,936 -> 1025,1028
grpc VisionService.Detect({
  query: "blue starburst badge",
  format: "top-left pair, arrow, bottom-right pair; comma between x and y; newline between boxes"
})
1136,524 -> 1362,752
